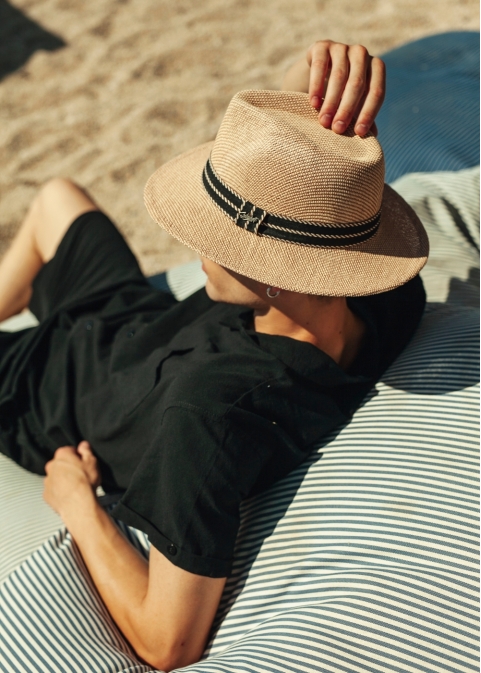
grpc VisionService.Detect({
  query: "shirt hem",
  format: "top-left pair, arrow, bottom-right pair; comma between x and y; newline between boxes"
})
111,501 -> 232,578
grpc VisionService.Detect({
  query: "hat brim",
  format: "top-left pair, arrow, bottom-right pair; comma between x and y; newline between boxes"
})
144,141 -> 429,296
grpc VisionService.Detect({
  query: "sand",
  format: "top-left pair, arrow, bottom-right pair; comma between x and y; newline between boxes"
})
0,0 -> 478,274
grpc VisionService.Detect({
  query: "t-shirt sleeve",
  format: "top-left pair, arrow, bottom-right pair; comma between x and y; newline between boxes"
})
111,402 -> 306,577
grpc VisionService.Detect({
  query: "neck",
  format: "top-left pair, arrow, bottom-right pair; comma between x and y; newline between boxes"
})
253,295 -> 365,370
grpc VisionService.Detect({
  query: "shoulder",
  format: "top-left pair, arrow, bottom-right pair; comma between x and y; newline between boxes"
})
363,273 -> 426,332
351,274 -> 427,373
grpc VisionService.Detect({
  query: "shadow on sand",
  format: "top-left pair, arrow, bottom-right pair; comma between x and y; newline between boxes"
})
0,0 -> 65,80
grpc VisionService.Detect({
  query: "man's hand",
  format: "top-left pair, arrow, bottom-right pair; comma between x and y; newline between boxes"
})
43,441 -> 100,519
282,39 -> 386,137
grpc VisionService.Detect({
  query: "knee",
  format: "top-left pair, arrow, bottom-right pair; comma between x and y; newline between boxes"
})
29,178 -> 76,218
32,177 -> 96,228
28,178 -> 97,262
37,177 -> 81,207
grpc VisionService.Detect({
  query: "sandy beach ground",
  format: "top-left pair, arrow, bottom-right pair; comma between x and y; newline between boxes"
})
1,0 -> 478,274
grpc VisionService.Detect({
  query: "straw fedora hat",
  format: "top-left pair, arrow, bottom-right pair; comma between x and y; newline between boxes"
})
144,90 -> 428,296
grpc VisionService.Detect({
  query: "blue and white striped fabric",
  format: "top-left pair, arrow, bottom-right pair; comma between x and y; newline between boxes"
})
0,456 -> 61,587
392,166 -> 480,308
377,31 -> 480,183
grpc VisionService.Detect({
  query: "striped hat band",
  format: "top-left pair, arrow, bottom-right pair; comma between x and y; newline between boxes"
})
202,158 -> 381,248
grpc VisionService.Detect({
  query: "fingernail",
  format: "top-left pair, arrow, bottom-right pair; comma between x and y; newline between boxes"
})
356,123 -> 369,135
320,114 -> 333,126
333,120 -> 346,133
311,95 -> 320,109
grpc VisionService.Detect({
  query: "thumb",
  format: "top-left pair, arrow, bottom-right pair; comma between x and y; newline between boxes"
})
77,441 -> 100,487
77,440 -> 93,459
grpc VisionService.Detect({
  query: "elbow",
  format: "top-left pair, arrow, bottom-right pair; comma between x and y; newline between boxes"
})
136,643 -> 200,672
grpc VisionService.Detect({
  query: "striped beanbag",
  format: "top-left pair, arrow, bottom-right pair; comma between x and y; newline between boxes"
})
0,168 -> 479,671
0,304 -> 478,672
376,31 -> 479,183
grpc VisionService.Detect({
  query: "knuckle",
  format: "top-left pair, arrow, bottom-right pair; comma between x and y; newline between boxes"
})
371,85 -> 385,100
358,114 -> 374,126
351,44 -> 368,56
319,102 -> 336,115
336,107 -> 352,121
349,74 -> 365,91
308,40 -> 329,59
311,58 -> 328,70
332,69 -> 348,84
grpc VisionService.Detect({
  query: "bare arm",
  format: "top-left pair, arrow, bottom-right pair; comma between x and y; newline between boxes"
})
43,443 -> 225,672
282,40 -> 386,137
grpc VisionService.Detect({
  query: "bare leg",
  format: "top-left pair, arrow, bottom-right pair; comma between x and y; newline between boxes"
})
0,178 -> 99,322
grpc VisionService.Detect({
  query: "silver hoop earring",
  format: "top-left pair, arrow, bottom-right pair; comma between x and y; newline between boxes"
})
266,287 -> 281,299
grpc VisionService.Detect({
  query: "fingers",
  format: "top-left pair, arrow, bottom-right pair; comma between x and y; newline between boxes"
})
307,40 -> 385,137
306,40 -> 330,109
77,441 -> 101,487
48,442 -> 100,487
77,440 -> 93,459
353,57 -> 385,136
53,445 -> 77,461
331,44 -> 369,134
318,42 -> 351,132
46,446 -> 79,479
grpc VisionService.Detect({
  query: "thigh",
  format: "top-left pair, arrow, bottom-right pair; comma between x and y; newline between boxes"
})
29,210 -> 148,322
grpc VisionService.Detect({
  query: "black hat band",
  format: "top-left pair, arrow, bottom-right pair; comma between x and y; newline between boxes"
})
202,158 -> 381,248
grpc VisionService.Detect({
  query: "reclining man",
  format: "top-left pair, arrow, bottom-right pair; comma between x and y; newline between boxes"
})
0,40 -> 428,670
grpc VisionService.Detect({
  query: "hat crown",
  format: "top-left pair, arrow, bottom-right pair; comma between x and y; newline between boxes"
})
210,90 -> 385,225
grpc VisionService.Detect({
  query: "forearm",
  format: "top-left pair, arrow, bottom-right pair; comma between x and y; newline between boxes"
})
62,494 -> 153,656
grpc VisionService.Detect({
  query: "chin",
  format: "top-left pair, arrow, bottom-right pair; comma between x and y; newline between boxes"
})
205,280 -> 225,303
205,276 -> 265,308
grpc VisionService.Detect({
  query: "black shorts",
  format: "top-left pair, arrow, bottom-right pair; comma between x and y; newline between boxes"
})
29,210 -> 150,322
0,211 -> 159,474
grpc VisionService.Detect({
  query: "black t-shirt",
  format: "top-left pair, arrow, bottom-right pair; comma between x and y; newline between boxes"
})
0,212 -> 426,576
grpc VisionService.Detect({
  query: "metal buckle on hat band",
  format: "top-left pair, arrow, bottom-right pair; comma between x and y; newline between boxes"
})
235,201 -> 267,235
202,158 -> 381,248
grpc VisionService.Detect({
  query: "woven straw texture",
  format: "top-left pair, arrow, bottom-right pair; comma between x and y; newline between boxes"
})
144,91 -> 428,296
